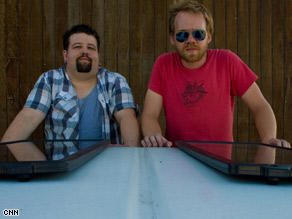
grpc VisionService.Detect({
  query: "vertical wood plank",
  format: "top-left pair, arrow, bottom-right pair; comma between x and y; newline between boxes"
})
6,0 -> 20,161
80,0 -> 92,25
139,0 -> 155,135
68,0 -> 80,28
117,0 -> 130,81
213,0 -> 225,49
284,0 -> 292,145
92,0 -> 105,64
272,0 -> 285,162
18,0 -> 31,106
225,0 -> 237,53
6,0 -> 20,125
0,0 -> 7,134
0,0 -> 7,161
129,0 -> 143,106
155,0 -> 167,59
55,0 -> 68,67
104,0 -> 118,71
235,0 -> 249,161
32,0 -> 44,76
43,0 -> 56,72
141,0 -> 155,101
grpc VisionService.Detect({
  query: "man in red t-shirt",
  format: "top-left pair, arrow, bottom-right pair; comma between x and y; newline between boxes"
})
141,1 -> 290,161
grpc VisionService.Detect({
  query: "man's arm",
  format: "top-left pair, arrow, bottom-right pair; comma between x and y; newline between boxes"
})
1,107 -> 47,161
114,108 -> 140,146
241,82 -> 289,145
141,89 -> 172,147
241,82 -> 290,163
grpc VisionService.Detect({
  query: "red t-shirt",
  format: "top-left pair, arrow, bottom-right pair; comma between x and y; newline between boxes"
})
148,49 -> 258,146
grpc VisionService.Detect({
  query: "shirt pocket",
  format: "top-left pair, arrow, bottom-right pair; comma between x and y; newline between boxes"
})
51,91 -> 78,131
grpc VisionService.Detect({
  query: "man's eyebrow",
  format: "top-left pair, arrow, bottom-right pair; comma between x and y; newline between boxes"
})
72,42 -> 82,46
177,28 -> 206,31
88,43 -> 97,48
71,42 -> 97,48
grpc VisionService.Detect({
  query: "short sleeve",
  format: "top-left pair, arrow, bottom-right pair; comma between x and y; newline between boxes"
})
227,51 -> 258,97
112,75 -> 139,116
24,74 -> 52,115
148,55 -> 164,95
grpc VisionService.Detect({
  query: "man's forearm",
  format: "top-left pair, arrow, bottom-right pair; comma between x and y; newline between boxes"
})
141,114 -> 163,137
1,107 -> 47,161
254,103 -> 277,143
7,142 -> 47,161
120,115 -> 141,146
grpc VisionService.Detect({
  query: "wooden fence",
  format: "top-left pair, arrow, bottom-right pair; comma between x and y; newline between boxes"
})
0,0 -> 291,161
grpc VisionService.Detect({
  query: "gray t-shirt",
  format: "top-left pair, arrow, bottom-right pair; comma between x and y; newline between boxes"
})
78,86 -> 104,149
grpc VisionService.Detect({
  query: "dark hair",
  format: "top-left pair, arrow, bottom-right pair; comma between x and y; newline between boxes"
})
63,24 -> 100,51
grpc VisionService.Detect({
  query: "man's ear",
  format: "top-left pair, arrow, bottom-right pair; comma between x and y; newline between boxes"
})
62,50 -> 68,63
170,33 -> 175,45
207,32 -> 212,44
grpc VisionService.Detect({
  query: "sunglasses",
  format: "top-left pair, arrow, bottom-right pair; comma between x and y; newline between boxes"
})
175,30 -> 207,43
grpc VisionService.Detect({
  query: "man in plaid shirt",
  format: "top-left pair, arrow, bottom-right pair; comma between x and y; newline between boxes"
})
2,24 -> 140,160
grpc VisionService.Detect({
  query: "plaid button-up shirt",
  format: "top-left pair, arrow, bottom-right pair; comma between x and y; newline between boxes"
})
25,66 -> 138,160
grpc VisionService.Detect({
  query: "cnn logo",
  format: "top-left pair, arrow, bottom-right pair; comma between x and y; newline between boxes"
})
3,209 -> 19,216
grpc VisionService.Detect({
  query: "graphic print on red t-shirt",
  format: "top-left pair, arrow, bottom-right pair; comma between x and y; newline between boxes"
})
181,81 -> 208,107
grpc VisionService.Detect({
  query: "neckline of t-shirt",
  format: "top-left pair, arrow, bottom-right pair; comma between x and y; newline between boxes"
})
78,85 -> 97,102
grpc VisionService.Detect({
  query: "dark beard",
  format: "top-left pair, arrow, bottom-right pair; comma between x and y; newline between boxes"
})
76,54 -> 92,72
76,61 -> 92,72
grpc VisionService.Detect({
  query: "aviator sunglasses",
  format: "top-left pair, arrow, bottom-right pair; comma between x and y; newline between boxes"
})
175,29 -> 207,43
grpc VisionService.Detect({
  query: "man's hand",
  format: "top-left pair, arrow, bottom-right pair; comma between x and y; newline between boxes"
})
141,133 -> 172,147
255,138 -> 291,164
265,138 -> 291,148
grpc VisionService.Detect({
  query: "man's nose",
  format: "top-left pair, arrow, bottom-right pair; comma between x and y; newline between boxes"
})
186,33 -> 197,43
80,50 -> 89,56
81,47 -> 89,54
